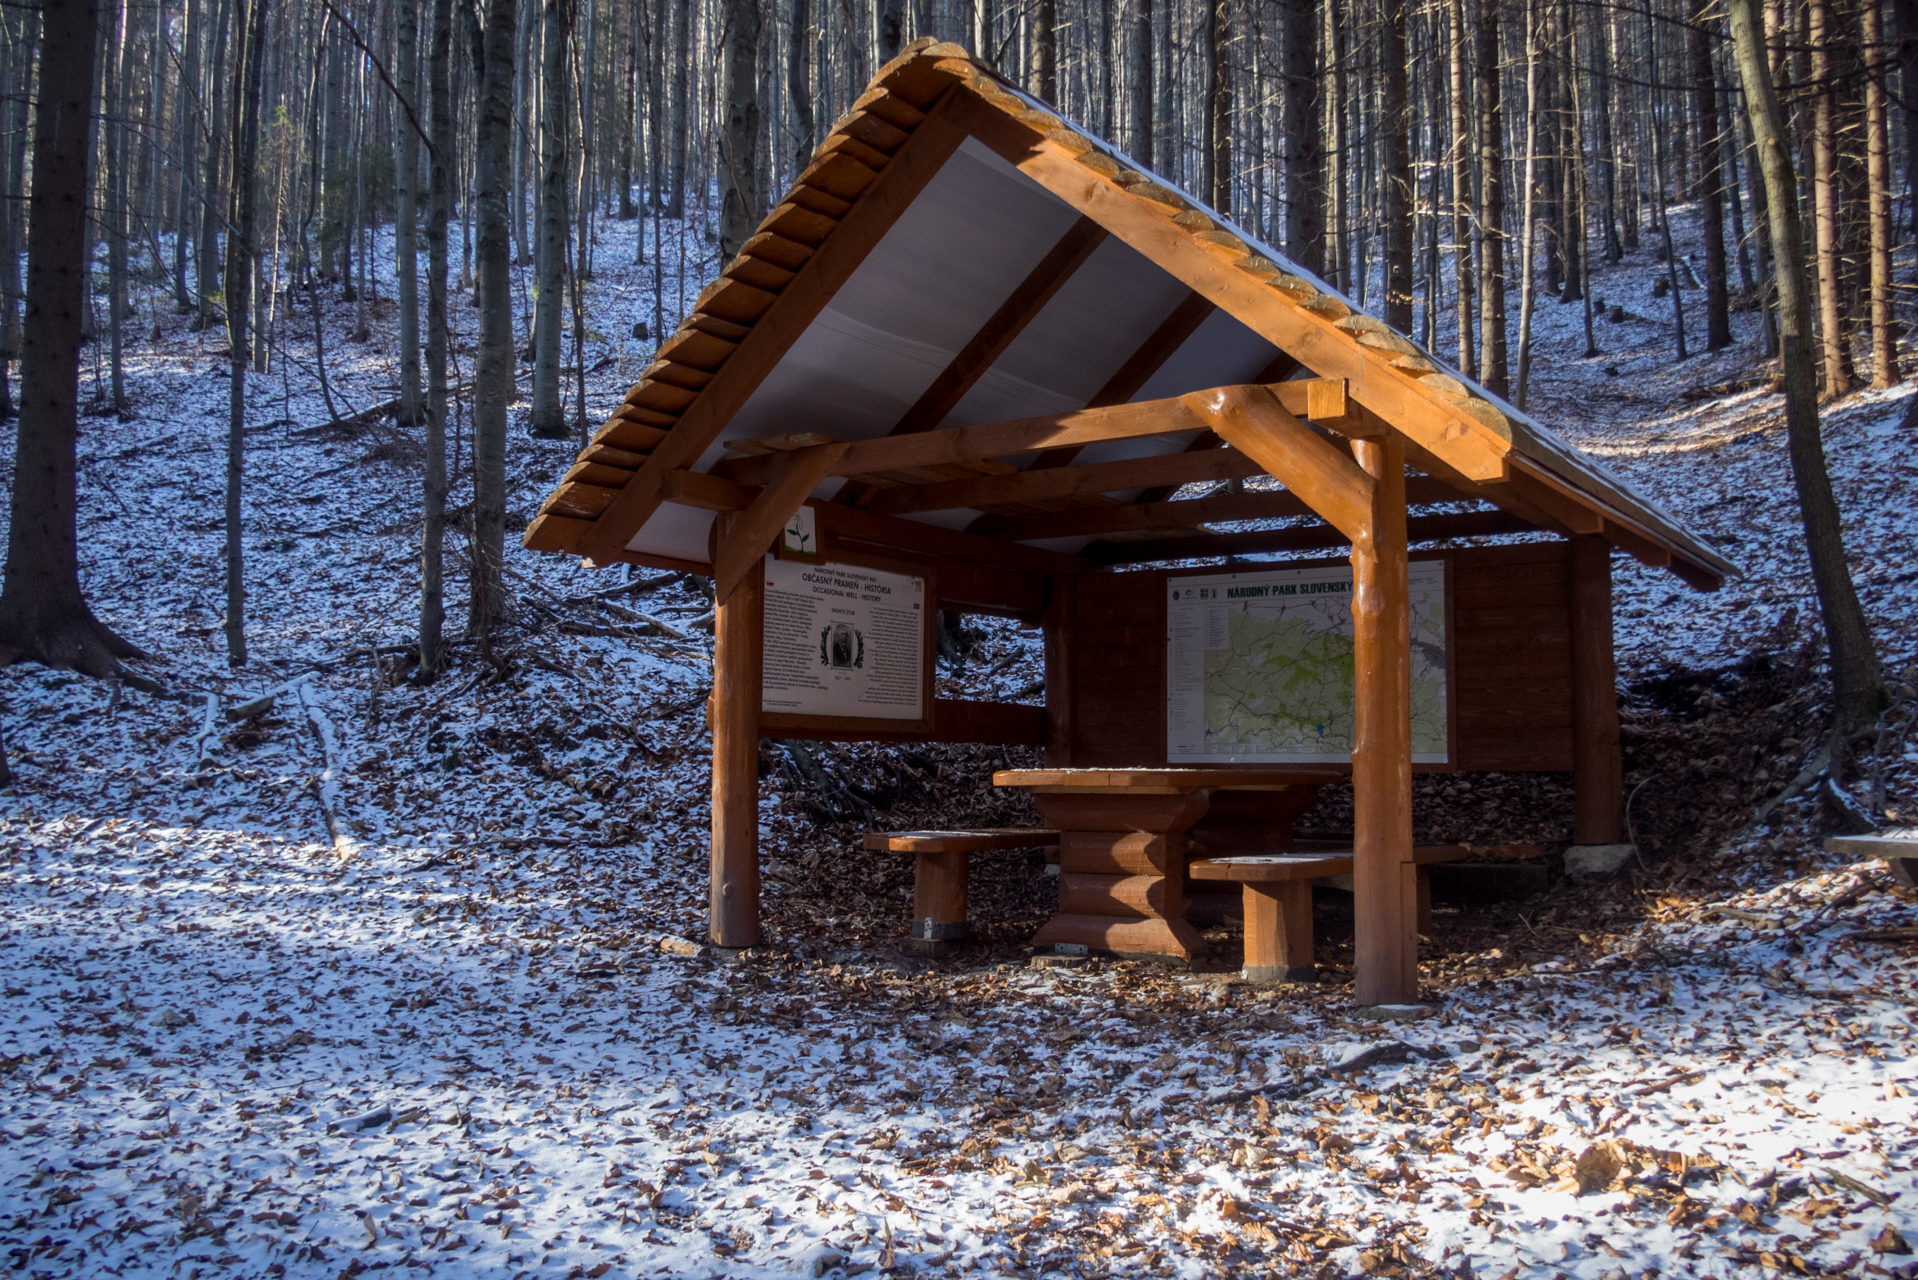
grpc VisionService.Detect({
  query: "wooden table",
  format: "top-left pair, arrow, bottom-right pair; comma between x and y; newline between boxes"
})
992,768 -> 1342,962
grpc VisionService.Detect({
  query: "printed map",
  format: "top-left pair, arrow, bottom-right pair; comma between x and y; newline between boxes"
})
1165,561 -> 1449,763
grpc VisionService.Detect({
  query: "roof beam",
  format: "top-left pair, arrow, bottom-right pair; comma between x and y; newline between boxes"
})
565,93 -> 973,566
888,215 -> 1110,436
716,378 -> 1350,487
864,443 -> 1271,515
1024,290 -> 1217,472
1082,509 -> 1537,566
711,443 -> 848,602
945,87 -> 1514,486
1183,384 -> 1374,544
1128,350 -> 1305,505
971,474 -> 1475,542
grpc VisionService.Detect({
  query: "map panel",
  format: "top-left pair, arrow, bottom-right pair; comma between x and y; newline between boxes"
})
1165,561 -> 1449,763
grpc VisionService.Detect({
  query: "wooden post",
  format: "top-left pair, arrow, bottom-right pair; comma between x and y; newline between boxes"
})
1042,575 -> 1076,767
1349,434 -> 1418,1006
1242,882 -> 1317,983
709,512 -> 764,949
1569,535 -> 1625,843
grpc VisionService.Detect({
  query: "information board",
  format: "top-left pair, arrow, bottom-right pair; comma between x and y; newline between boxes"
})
761,556 -> 928,721
1165,560 -> 1449,764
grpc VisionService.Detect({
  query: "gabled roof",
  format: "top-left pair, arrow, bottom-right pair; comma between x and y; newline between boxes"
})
524,40 -> 1736,589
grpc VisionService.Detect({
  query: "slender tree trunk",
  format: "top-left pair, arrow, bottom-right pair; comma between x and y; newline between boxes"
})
530,0 -> 569,436
789,0 -> 814,172
1204,0 -> 1227,211
1448,0 -> 1473,374
619,0 -> 638,219
720,0 -> 761,259
1809,0 -> 1854,395
224,0 -> 266,669
196,0 -> 232,332
398,0 -> 425,424
1476,0 -> 1507,395
1516,0 -> 1543,406
664,0 -> 687,218
1595,8 -> 1622,263
1691,0 -> 1731,350
473,0 -> 519,646
879,0 -> 903,61
422,0 -> 453,675
1647,3 -> 1688,360
1896,0 -> 1918,237
0,0 -> 141,677
1036,0 -> 1056,101
1728,0 -> 1887,735
105,0 -> 129,416
1381,0 -> 1413,331
173,0 -> 199,310
1129,0 -> 1152,168
1862,0 -> 1899,386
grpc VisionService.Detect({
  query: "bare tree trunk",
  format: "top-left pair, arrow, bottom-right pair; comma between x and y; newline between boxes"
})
422,0 -> 453,676
1381,0 -> 1413,331
1897,0 -> 1918,236
619,0 -> 639,219
1129,0 -> 1152,167
879,0 -> 903,61
1036,0 -> 1056,101
398,0 -> 425,424
1203,0 -> 1226,210
1476,0 -> 1507,394
1594,6 -> 1622,263
1646,2 -> 1688,361
195,0 -> 232,332
174,0 -> 199,310
789,0 -> 814,172
0,0 -> 142,677
1728,0 -> 1887,736
1691,0 -> 1732,350
721,0 -> 762,260
1515,0 -> 1542,406
530,0 -> 569,437
1809,0 -> 1854,395
105,0 -> 130,416
1862,0 -> 1899,386
473,0 -> 519,647
224,0 -> 267,669
1448,0 -> 1473,374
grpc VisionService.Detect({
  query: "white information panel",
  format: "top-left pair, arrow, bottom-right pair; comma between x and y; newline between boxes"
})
1165,560 -> 1449,764
761,555 -> 927,720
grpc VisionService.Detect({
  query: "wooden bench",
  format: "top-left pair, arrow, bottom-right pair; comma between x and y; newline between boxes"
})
1189,844 -> 1469,983
862,829 -> 1061,955
1824,833 -> 1918,888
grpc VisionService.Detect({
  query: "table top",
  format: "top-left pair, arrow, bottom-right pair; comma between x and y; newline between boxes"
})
993,767 -> 1344,791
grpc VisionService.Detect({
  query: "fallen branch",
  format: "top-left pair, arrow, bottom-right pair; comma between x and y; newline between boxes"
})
1628,1069 -> 1708,1097
296,683 -> 356,858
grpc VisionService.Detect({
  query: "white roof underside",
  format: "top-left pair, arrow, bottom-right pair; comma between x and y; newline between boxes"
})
626,137 -> 1290,565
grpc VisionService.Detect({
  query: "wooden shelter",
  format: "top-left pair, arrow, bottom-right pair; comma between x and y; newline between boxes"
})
525,41 -> 1735,1004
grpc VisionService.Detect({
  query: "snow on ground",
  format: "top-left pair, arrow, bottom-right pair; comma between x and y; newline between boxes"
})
1,202 -> 1916,1278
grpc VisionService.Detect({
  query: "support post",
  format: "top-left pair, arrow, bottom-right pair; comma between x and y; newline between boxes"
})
1569,535 -> 1625,843
1042,575 -> 1076,766
1350,434 -> 1418,1006
709,512 -> 764,948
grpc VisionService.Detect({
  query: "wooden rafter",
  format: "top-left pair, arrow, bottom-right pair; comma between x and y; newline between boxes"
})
1082,510 -> 1535,566
971,475 -> 1474,542
1024,290 -> 1217,472
714,380 -> 1349,488
889,216 -> 1109,436
864,444 -> 1271,515
1184,385 -> 1375,544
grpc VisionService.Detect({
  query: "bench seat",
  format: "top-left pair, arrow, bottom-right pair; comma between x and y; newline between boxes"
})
1189,844 -> 1467,984
862,828 -> 1060,955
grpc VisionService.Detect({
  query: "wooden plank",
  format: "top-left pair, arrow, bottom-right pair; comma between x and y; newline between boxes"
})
1186,384 -> 1375,543
945,87 -> 1514,485
762,698 -> 1044,744
863,828 -> 1060,853
712,444 -> 848,602
710,511 -> 764,948
889,216 -> 1108,436
973,474 -> 1473,542
865,445 -> 1267,516
575,104 -> 971,565
1569,535 -> 1624,843
995,768 -> 1340,789
818,501 -> 1089,577
1085,509 -> 1531,566
739,231 -> 814,272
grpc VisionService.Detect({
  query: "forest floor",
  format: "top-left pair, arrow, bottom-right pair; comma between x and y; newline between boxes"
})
1,205 -> 1916,1280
